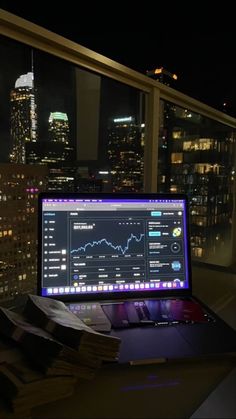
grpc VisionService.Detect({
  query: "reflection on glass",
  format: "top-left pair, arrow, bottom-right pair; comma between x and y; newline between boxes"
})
158,100 -> 236,266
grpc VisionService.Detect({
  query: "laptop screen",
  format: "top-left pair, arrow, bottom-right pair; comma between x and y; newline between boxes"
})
38,193 -> 192,301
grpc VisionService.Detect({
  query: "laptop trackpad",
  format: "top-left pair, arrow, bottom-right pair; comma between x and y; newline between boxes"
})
111,326 -> 195,364
176,323 -> 236,355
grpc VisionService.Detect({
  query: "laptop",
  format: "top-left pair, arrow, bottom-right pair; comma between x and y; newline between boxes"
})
37,192 -> 236,363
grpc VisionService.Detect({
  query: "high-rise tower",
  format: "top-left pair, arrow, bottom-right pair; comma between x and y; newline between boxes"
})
146,67 -> 178,87
107,116 -> 143,192
10,72 -> 37,164
48,112 -> 69,144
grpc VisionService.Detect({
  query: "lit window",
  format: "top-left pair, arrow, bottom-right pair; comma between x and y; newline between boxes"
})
171,153 -> 183,164
172,130 -> 182,139
192,247 -> 203,257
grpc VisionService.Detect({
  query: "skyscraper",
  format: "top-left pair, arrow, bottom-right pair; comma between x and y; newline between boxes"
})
158,101 -> 235,264
27,111 -> 72,165
48,112 -> 69,144
146,67 -> 178,87
107,116 -> 144,192
26,110 -> 75,191
10,72 -> 37,164
0,163 -> 48,302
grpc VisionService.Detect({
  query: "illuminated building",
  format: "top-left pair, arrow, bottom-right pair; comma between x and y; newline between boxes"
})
0,163 -> 48,302
107,116 -> 144,192
158,103 -> 235,262
26,111 -> 75,191
10,72 -> 37,164
48,112 -> 69,144
46,164 -> 76,191
146,67 -> 178,87
26,141 -> 74,165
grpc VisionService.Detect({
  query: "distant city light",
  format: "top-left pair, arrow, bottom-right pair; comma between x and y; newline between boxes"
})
146,67 -> 178,81
154,68 -> 163,74
48,112 -> 68,122
15,72 -> 34,88
113,117 -> 132,123
26,188 -> 39,193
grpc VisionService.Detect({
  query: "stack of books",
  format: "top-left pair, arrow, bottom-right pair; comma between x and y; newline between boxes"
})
0,295 -> 121,417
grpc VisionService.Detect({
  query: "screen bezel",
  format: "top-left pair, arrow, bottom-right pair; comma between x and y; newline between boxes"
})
37,192 -> 192,302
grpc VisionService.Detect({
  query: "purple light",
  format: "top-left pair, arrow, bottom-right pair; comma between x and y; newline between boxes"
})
26,187 -> 39,193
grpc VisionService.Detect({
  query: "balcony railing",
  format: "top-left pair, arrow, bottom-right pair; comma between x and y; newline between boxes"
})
1,8 -> 236,303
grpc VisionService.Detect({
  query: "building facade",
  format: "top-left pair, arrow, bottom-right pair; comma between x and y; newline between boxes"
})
0,163 -> 48,302
26,111 -> 75,191
48,112 -> 69,144
158,101 -> 236,264
10,72 -> 37,164
107,116 -> 144,192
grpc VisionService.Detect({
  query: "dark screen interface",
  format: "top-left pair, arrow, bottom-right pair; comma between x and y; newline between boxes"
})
41,198 -> 190,296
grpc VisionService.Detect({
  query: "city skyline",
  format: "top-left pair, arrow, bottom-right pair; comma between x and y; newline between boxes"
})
0,34 -> 141,164
1,9 -> 236,301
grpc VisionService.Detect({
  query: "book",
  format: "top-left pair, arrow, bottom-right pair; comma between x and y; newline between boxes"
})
23,294 -> 121,362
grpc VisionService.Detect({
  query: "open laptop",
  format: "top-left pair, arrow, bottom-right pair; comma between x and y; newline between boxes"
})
37,192 -> 236,363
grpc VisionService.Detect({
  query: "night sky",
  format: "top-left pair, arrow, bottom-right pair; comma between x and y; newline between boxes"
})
1,2 -> 236,115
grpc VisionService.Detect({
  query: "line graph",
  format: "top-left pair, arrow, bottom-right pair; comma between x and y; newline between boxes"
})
71,233 -> 144,256
70,218 -> 145,257
70,219 -> 146,282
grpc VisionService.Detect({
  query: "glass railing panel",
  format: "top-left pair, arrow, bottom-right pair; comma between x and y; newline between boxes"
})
0,34 -> 145,303
158,100 -> 236,266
